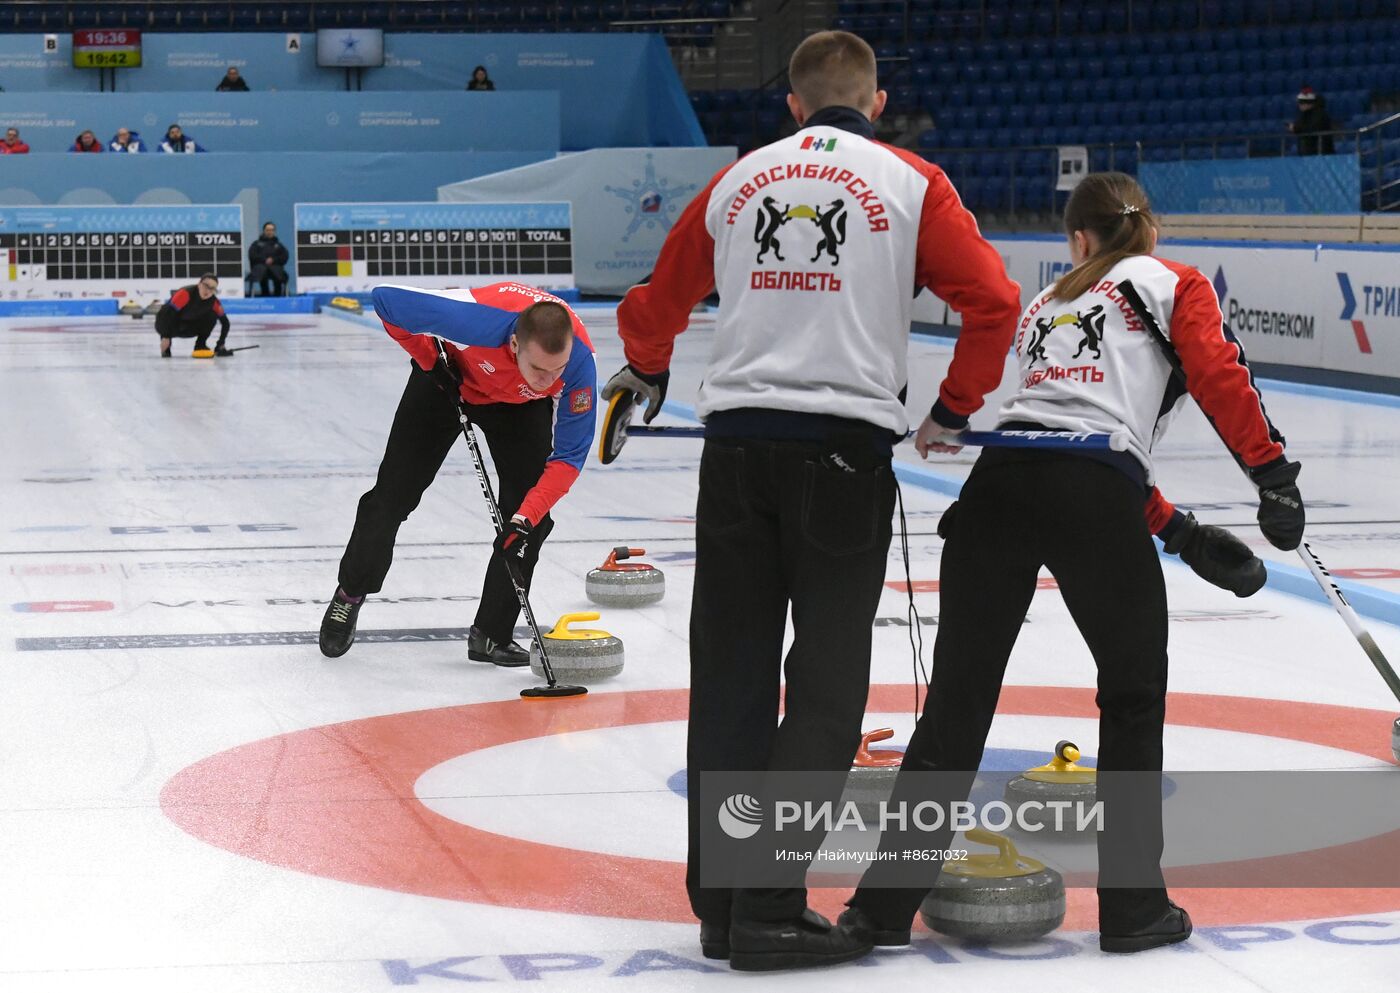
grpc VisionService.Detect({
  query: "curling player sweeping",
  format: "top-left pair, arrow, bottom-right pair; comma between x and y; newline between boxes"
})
318,281 -> 597,665
839,172 -> 1305,956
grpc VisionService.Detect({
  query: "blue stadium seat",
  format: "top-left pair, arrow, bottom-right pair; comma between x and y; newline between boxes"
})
104,4 -> 139,26
232,5 -> 261,29
204,4 -> 231,27
1006,105 -> 1028,128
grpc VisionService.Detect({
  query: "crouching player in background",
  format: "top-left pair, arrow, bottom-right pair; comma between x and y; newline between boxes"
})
155,273 -> 232,358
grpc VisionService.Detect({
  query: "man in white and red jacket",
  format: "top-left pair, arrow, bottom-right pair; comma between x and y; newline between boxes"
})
319,281 -> 596,665
602,29 -> 1023,971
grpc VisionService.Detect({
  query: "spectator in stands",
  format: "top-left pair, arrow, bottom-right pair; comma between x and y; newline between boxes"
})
466,65 -> 495,91
2,127 -> 30,154
248,221 -> 290,297
70,130 -> 104,153
160,124 -> 202,154
108,127 -> 146,153
1288,86 -> 1335,156
216,66 -> 249,91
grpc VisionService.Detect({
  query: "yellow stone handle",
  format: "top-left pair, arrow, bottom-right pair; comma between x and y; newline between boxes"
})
965,828 -> 1021,871
554,612 -> 601,636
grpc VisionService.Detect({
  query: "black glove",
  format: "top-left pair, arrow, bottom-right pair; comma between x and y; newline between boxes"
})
422,355 -> 462,397
601,364 -> 669,424
1162,512 -> 1267,598
1251,459 -> 1304,550
493,517 -> 533,569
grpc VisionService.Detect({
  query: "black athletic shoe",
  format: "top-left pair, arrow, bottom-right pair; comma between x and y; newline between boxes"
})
837,906 -> 913,947
319,588 -> 363,658
699,920 -> 729,960
160,346 -> 171,358
1100,901 -> 1193,953
214,345 -> 235,357
728,909 -> 873,972
467,626 -> 530,667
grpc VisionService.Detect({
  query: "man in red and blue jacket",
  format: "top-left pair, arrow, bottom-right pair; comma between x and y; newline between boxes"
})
319,281 -> 597,666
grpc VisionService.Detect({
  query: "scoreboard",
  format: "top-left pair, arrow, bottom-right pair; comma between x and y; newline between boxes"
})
0,205 -> 243,302
293,202 -> 574,295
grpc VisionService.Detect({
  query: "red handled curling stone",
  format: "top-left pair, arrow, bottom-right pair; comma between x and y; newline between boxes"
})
585,546 -> 665,608
839,728 -> 904,819
919,829 -> 1066,942
1002,740 -> 1098,837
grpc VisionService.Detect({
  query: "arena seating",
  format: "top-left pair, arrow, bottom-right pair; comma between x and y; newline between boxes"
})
690,2 -> 1400,213
0,1 -> 735,35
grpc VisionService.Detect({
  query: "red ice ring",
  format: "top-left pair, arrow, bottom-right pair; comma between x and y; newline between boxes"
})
161,685 -> 1400,931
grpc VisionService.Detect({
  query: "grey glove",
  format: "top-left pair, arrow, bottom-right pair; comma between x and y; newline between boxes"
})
601,364 -> 669,424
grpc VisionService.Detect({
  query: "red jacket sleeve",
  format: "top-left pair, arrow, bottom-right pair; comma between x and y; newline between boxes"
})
1162,262 -> 1285,469
883,147 -> 1022,423
616,163 -> 735,375
1144,487 -> 1176,535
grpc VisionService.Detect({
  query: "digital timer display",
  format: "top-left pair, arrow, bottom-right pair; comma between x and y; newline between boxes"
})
72,29 -> 142,69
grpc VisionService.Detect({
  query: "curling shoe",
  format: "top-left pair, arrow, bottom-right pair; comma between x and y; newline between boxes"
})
699,920 -> 729,960
191,347 -> 215,359
1101,901 -> 1193,953
728,909 -> 873,972
319,588 -> 364,658
214,345 -> 235,357
837,906 -> 912,947
467,626 -> 530,667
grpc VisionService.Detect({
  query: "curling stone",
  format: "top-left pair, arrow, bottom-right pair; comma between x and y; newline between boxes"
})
120,300 -> 146,319
840,728 -> 904,819
529,611 -> 624,684
585,546 -> 665,608
920,828 -> 1066,942
1003,740 -> 1097,836
1392,717 -> 1399,765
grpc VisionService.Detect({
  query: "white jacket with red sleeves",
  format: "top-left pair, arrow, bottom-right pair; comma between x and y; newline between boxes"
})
617,108 -> 1021,435
999,253 -> 1286,486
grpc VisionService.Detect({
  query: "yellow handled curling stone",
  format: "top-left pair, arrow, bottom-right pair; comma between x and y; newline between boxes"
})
528,612 -> 625,684
1002,739 -> 1098,837
919,828 -> 1066,942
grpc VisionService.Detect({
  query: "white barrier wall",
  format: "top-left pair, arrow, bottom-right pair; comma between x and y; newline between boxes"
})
915,234 -> 1400,381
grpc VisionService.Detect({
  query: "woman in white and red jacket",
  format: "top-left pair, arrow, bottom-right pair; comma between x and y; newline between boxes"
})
841,172 -> 1305,954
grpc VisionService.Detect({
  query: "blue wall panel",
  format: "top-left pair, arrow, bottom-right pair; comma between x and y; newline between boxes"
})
0,91 -> 560,153
0,32 -> 703,150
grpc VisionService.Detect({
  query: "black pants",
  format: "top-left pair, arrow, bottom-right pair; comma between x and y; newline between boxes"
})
337,365 -> 555,643
847,448 -> 1171,933
688,436 -> 896,925
250,263 -> 287,296
156,315 -> 227,350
